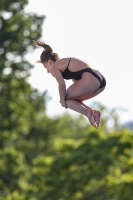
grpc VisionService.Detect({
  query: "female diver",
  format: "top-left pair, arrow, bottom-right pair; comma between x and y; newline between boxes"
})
34,40 -> 106,129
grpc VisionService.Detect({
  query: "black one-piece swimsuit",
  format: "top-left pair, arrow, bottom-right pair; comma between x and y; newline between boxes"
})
62,58 -> 106,89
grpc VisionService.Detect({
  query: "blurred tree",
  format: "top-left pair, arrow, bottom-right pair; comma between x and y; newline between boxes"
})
28,128 -> 133,200
0,0 -> 46,141
0,0 -> 47,198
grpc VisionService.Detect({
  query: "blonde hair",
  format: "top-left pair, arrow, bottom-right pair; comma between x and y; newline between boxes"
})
33,40 -> 60,63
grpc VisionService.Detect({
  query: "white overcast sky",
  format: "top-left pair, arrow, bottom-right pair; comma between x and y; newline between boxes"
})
25,0 -> 133,123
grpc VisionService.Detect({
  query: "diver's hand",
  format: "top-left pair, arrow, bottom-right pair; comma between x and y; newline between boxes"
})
60,100 -> 67,108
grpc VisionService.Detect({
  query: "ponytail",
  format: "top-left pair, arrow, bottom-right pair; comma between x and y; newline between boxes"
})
33,40 -> 53,52
34,40 -> 60,62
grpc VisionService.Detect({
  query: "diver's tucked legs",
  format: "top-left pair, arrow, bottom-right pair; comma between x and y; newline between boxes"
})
65,99 -> 98,128
80,102 -> 101,127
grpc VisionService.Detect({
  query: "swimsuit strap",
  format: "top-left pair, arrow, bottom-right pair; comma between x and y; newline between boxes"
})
67,58 -> 71,68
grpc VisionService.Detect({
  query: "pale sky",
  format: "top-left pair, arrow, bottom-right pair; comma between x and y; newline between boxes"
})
25,0 -> 133,123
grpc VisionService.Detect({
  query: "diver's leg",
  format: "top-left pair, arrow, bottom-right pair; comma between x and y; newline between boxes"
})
65,99 -> 98,128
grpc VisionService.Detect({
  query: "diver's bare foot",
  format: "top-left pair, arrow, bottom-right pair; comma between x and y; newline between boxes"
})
93,110 -> 101,128
86,109 -> 98,129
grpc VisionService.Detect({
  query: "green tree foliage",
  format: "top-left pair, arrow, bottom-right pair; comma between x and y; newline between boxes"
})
0,0 -> 45,143
11,127 -> 132,200
39,129 -> 133,200
0,0 -> 48,198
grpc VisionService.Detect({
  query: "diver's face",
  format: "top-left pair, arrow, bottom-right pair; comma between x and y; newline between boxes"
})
43,60 -> 50,73
43,59 -> 54,73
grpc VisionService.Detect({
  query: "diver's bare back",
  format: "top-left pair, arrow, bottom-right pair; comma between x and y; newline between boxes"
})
55,57 -> 91,73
